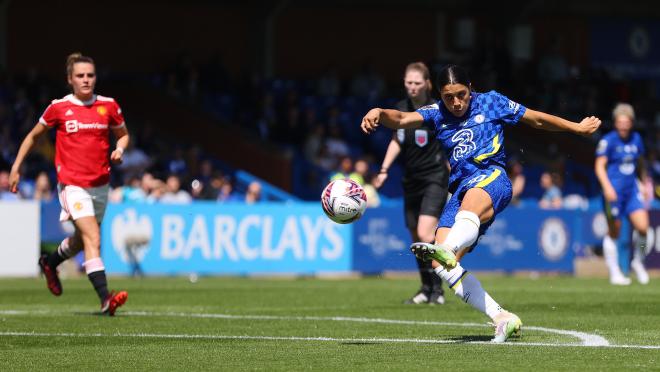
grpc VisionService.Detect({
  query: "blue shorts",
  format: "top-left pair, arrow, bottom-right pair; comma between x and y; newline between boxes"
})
603,181 -> 645,221
438,166 -> 512,238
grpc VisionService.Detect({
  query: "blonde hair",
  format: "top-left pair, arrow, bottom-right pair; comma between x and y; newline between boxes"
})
612,102 -> 635,121
66,52 -> 94,77
404,62 -> 433,92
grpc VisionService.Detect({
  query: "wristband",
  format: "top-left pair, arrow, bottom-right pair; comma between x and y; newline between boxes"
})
115,147 -> 125,155
379,168 -> 388,174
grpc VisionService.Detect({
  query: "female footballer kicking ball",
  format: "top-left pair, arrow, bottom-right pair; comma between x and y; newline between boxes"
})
361,65 -> 601,342
10,53 -> 129,315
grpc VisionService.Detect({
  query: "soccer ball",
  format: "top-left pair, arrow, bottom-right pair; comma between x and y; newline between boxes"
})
320,179 -> 367,224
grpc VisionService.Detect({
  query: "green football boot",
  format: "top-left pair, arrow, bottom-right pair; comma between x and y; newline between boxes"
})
410,242 -> 457,270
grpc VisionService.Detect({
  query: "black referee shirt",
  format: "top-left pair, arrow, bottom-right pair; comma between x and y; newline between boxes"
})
393,98 -> 448,187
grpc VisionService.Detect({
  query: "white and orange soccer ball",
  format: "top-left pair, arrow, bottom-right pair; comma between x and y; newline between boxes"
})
320,179 -> 367,224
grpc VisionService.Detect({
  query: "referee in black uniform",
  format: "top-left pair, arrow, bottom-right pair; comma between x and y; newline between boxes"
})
373,62 -> 449,304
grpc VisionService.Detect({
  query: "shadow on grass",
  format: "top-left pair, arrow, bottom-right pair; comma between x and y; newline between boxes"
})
72,311 -> 118,317
340,342 -> 383,345
446,335 -> 493,342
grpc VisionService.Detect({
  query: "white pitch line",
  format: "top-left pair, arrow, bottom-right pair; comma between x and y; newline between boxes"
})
0,309 -> 628,348
122,311 -> 610,347
1,331 -> 659,350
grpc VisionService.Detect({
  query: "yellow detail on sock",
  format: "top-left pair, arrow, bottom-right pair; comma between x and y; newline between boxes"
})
476,169 -> 501,188
449,270 -> 469,290
474,134 -> 501,163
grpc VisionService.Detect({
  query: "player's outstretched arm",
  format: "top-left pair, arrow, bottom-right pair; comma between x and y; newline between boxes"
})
361,108 -> 423,134
520,109 -> 601,137
9,123 -> 49,193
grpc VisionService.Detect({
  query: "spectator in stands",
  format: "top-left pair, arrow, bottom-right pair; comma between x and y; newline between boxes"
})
245,181 -> 262,204
167,147 -> 188,176
217,177 -> 239,203
32,171 -> 54,201
316,143 -> 336,172
160,174 -> 192,204
140,172 -> 157,203
331,156 -> 364,185
352,159 -> 370,186
506,157 -> 526,206
362,172 -> 380,208
116,139 -> 151,181
325,123 -> 350,166
539,171 -> 562,209
146,177 -> 166,203
0,170 -> 20,201
303,125 -> 326,165
118,176 -> 149,203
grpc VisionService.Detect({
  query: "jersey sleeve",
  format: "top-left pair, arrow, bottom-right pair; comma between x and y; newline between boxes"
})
38,104 -> 59,128
415,103 -> 441,130
490,91 -> 526,126
595,136 -> 609,158
109,101 -> 126,128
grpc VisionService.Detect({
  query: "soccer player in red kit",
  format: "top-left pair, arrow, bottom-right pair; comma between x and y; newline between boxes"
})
9,53 -> 129,315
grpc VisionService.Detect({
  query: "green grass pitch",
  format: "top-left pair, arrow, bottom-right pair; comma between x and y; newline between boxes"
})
1,275 -> 659,370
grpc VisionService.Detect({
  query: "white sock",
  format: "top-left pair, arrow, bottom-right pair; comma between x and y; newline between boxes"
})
435,263 -> 502,320
603,235 -> 623,276
443,210 -> 480,253
632,231 -> 647,263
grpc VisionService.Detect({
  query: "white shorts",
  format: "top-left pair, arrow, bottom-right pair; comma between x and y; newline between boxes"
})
57,183 -> 109,223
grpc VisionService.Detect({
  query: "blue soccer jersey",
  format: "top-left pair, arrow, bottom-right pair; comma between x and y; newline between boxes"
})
416,91 -> 527,192
595,131 -> 645,188
596,130 -> 646,219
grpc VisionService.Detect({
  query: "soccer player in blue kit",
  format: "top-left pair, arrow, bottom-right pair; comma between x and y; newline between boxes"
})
360,65 -> 602,342
595,103 -> 650,285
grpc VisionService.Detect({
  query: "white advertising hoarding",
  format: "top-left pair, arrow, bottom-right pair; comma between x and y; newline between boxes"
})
0,201 -> 40,277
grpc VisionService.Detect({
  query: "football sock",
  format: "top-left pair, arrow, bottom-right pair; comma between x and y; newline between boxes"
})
416,256 -> 434,294
84,258 -> 109,302
632,231 -> 647,263
47,237 -> 73,269
603,235 -> 623,276
443,211 -> 480,253
435,263 -> 502,320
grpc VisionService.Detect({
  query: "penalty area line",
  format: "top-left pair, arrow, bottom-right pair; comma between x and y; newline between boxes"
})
1,331 -> 660,349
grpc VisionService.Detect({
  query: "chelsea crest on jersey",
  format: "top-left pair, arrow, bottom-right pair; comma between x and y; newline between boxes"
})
416,91 -> 526,191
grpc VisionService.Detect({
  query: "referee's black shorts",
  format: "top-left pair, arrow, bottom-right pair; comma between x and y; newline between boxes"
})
403,181 -> 448,230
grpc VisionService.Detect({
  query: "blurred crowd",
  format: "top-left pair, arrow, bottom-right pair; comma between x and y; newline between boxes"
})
158,42 -> 660,203
1,41 -> 660,206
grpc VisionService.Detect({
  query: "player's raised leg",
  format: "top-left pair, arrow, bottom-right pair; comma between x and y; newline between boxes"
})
413,187 -> 521,342
38,232 -> 84,296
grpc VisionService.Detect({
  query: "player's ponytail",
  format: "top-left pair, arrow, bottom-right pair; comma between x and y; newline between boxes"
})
436,65 -> 471,91
405,62 -> 433,94
66,52 -> 94,77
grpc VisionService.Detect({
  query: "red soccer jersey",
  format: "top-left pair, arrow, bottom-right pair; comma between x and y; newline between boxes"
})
39,94 -> 125,187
